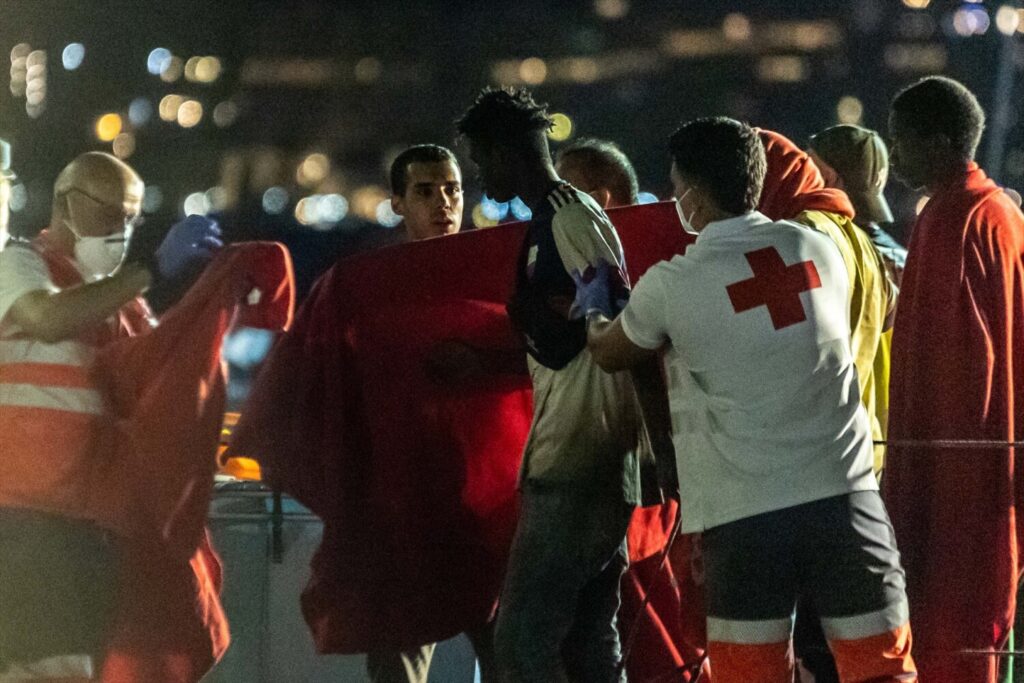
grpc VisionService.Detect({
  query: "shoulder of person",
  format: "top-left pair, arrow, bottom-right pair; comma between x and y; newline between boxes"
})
0,240 -> 46,271
550,186 -> 611,229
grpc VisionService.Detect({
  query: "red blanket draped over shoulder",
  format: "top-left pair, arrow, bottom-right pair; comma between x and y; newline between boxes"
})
883,163 -> 1024,683
231,202 -> 692,654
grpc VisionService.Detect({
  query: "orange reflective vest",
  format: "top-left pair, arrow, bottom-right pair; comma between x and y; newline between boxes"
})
0,234 -> 151,533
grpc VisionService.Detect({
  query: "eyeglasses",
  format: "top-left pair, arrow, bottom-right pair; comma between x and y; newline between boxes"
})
64,186 -> 145,232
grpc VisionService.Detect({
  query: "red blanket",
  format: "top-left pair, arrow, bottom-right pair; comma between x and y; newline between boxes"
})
883,163 -> 1024,683
231,201 -> 694,653
97,243 -> 294,682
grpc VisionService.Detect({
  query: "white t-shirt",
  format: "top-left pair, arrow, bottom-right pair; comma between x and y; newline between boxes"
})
620,211 -> 876,532
0,243 -> 58,337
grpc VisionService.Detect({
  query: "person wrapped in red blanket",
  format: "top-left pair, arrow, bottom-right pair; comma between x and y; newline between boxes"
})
884,76 -> 1024,683
230,191 -> 690,671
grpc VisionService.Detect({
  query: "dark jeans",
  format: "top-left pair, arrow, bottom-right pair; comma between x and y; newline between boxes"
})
494,483 -> 633,683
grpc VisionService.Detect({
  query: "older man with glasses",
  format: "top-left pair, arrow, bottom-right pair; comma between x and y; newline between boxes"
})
0,151 -> 220,683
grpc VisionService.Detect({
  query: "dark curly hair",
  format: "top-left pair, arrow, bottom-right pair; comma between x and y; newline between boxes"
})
456,87 -> 554,146
669,117 -> 766,214
892,76 -> 985,159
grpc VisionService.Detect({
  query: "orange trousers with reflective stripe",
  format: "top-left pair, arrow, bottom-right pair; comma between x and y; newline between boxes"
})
708,622 -> 916,683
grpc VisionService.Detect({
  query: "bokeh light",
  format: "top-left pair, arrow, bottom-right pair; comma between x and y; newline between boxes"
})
160,55 -> 184,82
594,0 -> 629,20
297,153 -> 331,186
509,196 -> 533,220
375,198 -> 402,227
95,113 -> 123,142
836,95 -> 864,124
9,184 -> 27,213
901,0 -> 931,8
62,43 -> 85,70
354,57 -> 382,83
481,196 -> 510,221
177,99 -> 203,127
722,13 -> 752,42
472,203 -> 499,228
159,94 -> 184,121
128,97 -> 153,126
519,58 -> 548,85
547,113 -> 574,142
637,192 -> 659,205
995,5 -> 1021,35
112,132 -> 136,159
143,186 -> 164,214
262,186 -> 289,214
183,191 -> 211,216
147,48 -> 172,75
213,101 -> 240,128
317,194 -> 349,223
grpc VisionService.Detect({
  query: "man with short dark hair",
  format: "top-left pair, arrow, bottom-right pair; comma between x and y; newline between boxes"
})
361,144 -> 502,683
458,87 -> 642,682
581,116 -> 916,682
884,75 -> 1024,683
389,144 -> 463,242
555,138 -> 639,208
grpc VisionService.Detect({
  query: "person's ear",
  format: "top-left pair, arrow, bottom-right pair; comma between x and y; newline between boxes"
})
391,195 -> 405,217
588,188 -> 613,209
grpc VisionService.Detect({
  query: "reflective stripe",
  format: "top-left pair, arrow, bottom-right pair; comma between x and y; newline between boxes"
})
0,338 -> 94,366
0,382 -> 104,415
707,615 -> 794,645
0,654 -> 94,680
0,362 -> 92,388
821,600 -> 910,641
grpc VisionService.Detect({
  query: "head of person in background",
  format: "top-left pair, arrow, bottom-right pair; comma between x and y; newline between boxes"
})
808,124 -> 895,228
50,151 -> 145,280
670,116 -> 767,234
389,144 -> 463,241
555,137 -> 639,209
456,87 -> 557,206
0,139 -> 13,249
888,75 -> 985,194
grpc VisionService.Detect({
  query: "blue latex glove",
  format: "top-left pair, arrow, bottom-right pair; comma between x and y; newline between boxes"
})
154,215 -> 223,282
570,258 -> 614,319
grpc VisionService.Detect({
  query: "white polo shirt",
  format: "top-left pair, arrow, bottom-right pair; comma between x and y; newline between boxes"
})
620,211 -> 876,532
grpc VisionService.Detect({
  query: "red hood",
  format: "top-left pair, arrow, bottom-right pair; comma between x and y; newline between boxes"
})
757,128 -> 855,220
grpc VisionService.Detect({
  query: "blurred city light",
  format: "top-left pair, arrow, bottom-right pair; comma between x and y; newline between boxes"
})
757,56 -> 808,83
953,7 -> 990,36
205,186 -> 229,211
509,196 -> 533,220
294,197 -> 316,225
375,198 -> 402,227
472,203 -> 498,228
262,186 -> 289,214
884,43 -> 947,72
9,43 -> 29,97
481,196 -> 510,221
184,191 -> 211,216
902,0 -> 931,8
195,56 -> 222,83
147,48 -> 172,75
9,184 -> 27,213
722,13 -> 753,42
354,57 -> 382,83
519,58 -> 548,85
95,113 -> 123,142
112,132 -> 136,159
296,153 -> 331,187
351,185 -> 389,221
24,50 -> 46,117
594,0 -> 629,20
159,94 -> 184,122
62,43 -> 85,71
142,186 -> 164,214
213,101 -> 240,128
160,55 -> 184,82
836,95 -> 864,124
637,192 -> 659,205
177,99 -> 203,127
318,194 -> 349,223
995,6 -> 1021,35
548,113 -> 574,142
128,97 -> 153,126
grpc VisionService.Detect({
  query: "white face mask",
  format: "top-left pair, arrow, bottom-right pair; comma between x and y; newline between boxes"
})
65,219 -> 128,280
676,188 -> 698,235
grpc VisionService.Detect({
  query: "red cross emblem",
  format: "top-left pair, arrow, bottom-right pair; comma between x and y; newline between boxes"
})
726,247 -> 822,330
